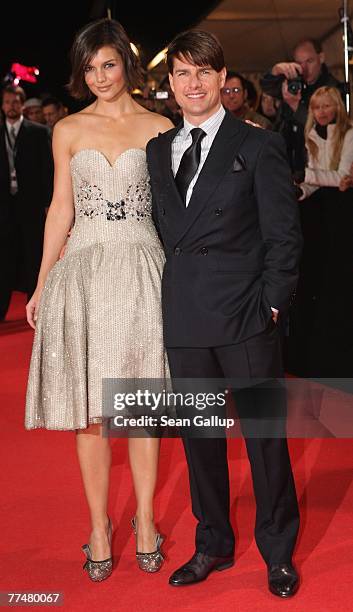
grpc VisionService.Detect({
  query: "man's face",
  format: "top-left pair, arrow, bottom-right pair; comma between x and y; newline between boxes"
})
26,105 -> 45,123
2,92 -> 24,122
294,42 -> 323,85
220,77 -> 247,113
43,104 -> 61,128
261,93 -> 277,118
169,55 -> 226,125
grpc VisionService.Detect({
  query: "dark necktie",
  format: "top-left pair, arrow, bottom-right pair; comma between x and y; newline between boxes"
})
175,127 -> 206,204
7,125 -> 18,195
9,125 -> 16,148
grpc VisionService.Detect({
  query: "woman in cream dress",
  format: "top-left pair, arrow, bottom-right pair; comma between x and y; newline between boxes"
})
25,18 -> 173,581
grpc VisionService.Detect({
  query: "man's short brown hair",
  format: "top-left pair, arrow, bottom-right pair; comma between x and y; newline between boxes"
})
166,30 -> 225,74
1,85 -> 26,104
67,17 -> 144,100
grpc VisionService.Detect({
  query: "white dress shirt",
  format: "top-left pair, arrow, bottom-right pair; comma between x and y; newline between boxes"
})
5,116 -> 23,140
5,116 -> 23,195
171,105 -> 225,206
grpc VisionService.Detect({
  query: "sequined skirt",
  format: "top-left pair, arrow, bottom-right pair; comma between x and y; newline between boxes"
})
25,240 -> 168,430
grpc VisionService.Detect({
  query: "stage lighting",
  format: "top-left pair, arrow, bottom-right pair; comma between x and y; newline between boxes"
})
10,63 -> 40,84
147,48 -> 168,71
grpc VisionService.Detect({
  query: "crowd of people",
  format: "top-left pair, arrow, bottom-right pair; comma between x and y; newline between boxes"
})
22,95 -> 68,130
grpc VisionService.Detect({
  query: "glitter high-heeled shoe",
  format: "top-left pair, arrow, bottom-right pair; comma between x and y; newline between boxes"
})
131,516 -> 164,573
82,517 -> 113,582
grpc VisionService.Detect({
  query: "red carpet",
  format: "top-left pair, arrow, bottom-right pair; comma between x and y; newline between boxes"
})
1,292 -> 353,611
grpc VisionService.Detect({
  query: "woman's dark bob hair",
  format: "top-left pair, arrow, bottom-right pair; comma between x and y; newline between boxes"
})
67,18 -> 144,100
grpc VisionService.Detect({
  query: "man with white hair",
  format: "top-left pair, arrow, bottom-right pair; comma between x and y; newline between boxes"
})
23,97 -> 45,124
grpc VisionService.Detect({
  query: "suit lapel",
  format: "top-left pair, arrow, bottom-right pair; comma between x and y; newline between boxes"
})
175,112 -> 250,244
159,124 -> 186,212
0,125 -> 9,160
0,126 -> 10,180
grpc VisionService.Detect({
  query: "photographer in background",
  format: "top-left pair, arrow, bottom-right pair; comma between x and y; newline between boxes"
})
135,80 -> 182,123
261,39 -> 344,179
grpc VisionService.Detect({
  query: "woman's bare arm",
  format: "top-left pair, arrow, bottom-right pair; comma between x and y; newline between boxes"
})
26,118 -> 75,327
36,119 -> 75,289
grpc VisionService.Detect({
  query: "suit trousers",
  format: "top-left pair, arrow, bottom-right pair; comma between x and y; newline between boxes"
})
0,194 -> 44,319
167,322 -> 300,565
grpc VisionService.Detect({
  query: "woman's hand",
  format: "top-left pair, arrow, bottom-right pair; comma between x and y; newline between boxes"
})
294,184 -> 304,200
339,175 -> 353,191
339,164 -> 353,192
26,286 -> 43,329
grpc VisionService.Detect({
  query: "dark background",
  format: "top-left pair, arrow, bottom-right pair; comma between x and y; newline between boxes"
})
1,0 -> 221,110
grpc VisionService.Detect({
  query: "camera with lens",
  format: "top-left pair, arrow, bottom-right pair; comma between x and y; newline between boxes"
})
260,70 -> 307,100
148,88 -> 169,100
287,73 -> 306,96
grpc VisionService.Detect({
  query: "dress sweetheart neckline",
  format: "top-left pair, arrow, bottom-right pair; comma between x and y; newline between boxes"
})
70,147 -> 146,169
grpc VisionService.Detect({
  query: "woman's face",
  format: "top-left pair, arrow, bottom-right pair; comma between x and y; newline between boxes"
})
84,45 -> 127,100
312,94 -> 337,126
261,93 -> 277,118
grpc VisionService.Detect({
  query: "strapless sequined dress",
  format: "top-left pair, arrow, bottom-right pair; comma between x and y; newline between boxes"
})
25,148 -> 168,430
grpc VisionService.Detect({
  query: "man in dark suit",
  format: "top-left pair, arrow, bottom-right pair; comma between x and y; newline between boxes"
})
147,31 -> 303,597
0,85 -> 53,320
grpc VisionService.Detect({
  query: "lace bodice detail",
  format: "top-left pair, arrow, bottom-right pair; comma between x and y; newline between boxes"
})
67,148 -> 160,253
71,148 -> 152,219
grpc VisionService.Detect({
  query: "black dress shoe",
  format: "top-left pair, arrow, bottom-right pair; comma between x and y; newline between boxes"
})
169,551 -> 234,586
268,563 -> 299,598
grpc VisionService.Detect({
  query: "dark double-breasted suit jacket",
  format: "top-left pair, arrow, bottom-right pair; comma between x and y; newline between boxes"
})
146,110 -> 303,348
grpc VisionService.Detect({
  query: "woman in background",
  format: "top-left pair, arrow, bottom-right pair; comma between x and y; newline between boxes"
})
299,86 -> 353,198
290,86 -> 353,376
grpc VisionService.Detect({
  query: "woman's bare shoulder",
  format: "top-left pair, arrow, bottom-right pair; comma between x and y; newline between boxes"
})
57,105 -> 96,127
52,108 -> 96,147
133,107 -> 174,138
145,109 -> 174,132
